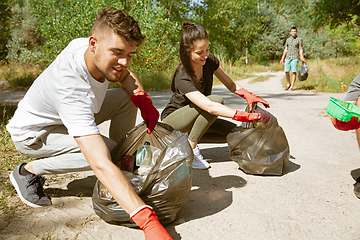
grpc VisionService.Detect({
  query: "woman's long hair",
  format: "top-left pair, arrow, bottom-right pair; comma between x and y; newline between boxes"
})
171,22 -> 209,92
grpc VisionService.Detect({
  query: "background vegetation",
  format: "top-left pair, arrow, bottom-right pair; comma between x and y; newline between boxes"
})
0,0 -> 360,92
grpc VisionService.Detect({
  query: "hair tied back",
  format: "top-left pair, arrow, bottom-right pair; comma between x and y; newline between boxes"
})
182,21 -> 195,31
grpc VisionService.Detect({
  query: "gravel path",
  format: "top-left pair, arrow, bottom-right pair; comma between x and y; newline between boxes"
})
1,71 -> 360,240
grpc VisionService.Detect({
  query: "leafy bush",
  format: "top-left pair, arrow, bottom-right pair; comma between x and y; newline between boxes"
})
17,0 -> 180,73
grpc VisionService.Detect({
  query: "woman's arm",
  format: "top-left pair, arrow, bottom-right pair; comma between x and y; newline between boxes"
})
214,64 -> 243,93
213,63 -> 270,111
185,90 -> 236,118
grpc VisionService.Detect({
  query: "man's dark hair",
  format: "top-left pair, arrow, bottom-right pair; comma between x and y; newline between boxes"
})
290,26 -> 297,31
91,8 -> 145,47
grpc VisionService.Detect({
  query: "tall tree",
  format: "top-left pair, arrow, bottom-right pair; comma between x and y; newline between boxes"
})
191,0 -> 263,60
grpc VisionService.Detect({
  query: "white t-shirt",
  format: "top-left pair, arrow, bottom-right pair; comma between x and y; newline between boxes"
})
7,38 -> 109,141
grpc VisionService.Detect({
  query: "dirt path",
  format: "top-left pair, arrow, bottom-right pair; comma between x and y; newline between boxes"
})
1,71 -> 360,240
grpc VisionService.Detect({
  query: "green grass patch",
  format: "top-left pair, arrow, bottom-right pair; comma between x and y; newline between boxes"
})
249,75 -> 275,84
0,61 -> 43,90
127,68 -> 174,92
0,103 -> 31,220
285,57 -> 360,92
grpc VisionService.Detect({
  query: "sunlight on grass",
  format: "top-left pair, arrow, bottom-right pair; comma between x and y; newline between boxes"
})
287,57 -> 360,92
0,61 -> 44,90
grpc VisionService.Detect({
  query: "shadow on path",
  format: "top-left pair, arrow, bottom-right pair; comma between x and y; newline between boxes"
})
45,175 -> 97,198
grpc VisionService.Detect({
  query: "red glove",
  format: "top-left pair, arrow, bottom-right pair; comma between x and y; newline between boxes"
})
232,110 -> 271,123
235,88 -> 270,111
332,116 -> 360,131
280,56 -> 285,65
232,110 -> 260,122
130,91 -> 159,134
130,205 -> 173,240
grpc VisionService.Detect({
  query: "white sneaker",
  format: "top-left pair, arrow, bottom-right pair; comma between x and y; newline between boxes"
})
192,146 -> 210,169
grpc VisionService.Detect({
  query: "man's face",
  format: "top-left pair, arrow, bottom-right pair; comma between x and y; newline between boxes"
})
290,29 -> 297,38
90,32 -> 136,82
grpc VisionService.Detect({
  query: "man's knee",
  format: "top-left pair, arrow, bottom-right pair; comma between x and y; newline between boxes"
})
207,95 -> 224,104
356,96 -> 360,107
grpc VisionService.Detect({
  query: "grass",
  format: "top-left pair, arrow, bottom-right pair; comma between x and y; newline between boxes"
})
0,103 -> 31,221
285,56 -> 360,92
249,75 -> 276,84
0,61 -> 44,90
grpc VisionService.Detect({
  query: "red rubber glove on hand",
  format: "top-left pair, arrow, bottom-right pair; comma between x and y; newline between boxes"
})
130,205 -> 173,240
232,110 -> 271,123
331,116 -> 360,131
232,110 -> 259,122
130,91 -> 159,134
235,88 -> 270,111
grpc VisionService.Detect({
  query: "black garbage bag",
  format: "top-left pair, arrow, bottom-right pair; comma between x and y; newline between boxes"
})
298,62 -> 309,81
227,105 -> 290,176
92,122 -> 193,226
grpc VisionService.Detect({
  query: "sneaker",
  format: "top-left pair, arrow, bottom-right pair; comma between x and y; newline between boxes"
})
9,163 -> 52,208
354,177 -> 360,199
192,146 -> 210,169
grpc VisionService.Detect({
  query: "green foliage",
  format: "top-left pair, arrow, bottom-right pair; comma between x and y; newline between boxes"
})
4,0 -> 360,72
311,0 -> 360,28
250,15 -> 289,61
6,1 -> 44,63
22,0 -> 180,72
251,0 -> 360,62
0,0 -> 12,61
27,0 -> 110,64
124,1 -> 180,73
192,0 -> 264,60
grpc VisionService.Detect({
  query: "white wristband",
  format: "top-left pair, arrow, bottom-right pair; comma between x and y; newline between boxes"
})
130,205 -> 153,218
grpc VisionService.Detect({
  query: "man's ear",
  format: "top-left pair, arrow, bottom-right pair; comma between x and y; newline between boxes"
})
88,36 -> 97,53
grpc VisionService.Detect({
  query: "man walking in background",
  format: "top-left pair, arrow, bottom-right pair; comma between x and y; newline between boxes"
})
280,27 -> 306,91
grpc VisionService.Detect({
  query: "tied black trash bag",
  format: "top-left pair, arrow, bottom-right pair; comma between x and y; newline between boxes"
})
227,106 -> 290,176
92,122 -> 193,226
298,62 -> 309,81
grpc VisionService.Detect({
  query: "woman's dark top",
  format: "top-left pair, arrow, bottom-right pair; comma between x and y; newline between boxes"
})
161,53 -> 220,120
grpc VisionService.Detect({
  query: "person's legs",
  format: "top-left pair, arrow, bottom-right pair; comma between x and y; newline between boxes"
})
17,88 -> 136,175
290,72 -> 297,90
95,88 -> 138,143
10,88 -> 137,207
162,95 -> 223,169
162,95 -> 222,143
289,59 -> 299,90
199,118 -> 237,143
284,59 -> 291,90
